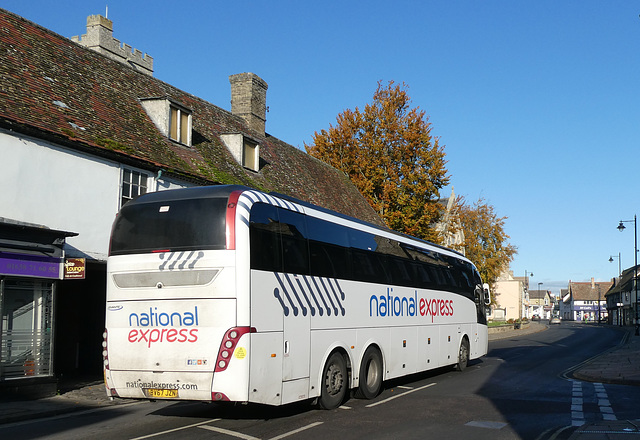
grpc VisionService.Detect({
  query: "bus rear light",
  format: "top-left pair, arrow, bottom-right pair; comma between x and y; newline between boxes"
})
102,329 -> 110,370
214,326 -> 256,372
212,392 -> 229,401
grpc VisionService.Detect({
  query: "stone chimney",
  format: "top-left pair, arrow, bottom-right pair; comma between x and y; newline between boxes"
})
71,15 -> 153,76
229,73 -> 268,135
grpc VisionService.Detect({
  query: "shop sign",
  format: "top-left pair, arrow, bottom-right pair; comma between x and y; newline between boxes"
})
574,304 -> 606,311
64,258 -> 86,279
0,252 -> 63,279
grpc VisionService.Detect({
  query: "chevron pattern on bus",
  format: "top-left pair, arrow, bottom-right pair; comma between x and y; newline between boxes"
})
273,273 -> 346,317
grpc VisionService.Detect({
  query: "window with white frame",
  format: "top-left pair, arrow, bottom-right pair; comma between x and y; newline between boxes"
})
243,138 -> 258,171
139,98 -> 192,147
121,168 -> 148,208
220,134 -> 260,172
169,105 -> 191,145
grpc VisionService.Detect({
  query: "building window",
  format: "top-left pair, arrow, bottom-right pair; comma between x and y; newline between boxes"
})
220,134 -> 260,172
140,97 -> 192,147
121,168 -> 148,208
243,138 -> 258,171
169,105 -> 191,145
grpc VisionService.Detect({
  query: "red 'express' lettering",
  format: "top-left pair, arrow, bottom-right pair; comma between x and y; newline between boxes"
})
128,328 -> 198,348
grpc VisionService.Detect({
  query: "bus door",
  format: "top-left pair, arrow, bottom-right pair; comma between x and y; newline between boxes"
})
281,276 -> 311,381
277,208 -> 311,382
277,209 -> 311,403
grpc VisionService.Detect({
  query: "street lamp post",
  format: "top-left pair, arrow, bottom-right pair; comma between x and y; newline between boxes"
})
609,253 -> 622,326
523,270 -> 533,321
617,215 -> 639,337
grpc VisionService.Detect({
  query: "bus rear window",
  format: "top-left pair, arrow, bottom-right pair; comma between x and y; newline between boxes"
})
110,198 -> 228,255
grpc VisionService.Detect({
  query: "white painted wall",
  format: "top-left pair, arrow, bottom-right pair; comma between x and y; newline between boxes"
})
0,130 -> 192,260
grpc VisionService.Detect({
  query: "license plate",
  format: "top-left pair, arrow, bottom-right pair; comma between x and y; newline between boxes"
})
144,388 -> 178,398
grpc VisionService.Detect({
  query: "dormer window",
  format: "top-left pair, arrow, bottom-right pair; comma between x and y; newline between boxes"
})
243,138 -> 258,171
140,97 -> 192,147
220,134 -> 260,172
170,104 -> 190,145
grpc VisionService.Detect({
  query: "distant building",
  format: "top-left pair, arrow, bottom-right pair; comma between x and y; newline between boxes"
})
528,289 -> 552,319
604,265 -> 638,326
492,269 -> 527,321
435,187 -> 465,255
561,279 -> 612,322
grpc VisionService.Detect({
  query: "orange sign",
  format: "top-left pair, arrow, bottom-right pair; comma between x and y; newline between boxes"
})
64,258 -> 86,279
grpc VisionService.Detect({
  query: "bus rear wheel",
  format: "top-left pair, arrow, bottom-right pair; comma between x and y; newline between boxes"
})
455,338 -> 469,371
318,352 -> 347,410
355,346 -> 383,399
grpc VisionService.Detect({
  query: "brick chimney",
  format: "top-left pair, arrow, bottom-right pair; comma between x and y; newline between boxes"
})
229,73 -> 268,136
71,15 -> 153,76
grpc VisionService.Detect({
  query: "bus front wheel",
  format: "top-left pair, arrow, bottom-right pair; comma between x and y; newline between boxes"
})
355,346 -> 383,399
318,352 -> 347,409
455,338 -> 469,372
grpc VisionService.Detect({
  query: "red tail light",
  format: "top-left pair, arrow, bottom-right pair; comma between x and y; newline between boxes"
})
212,392 -> 230,401
102,329 -> 109,370
214,326 -> 256,372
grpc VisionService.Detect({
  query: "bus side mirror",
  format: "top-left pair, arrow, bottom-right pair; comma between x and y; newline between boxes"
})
483,283 -> 491,305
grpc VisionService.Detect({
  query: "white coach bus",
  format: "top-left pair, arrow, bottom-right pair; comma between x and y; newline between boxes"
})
103,185 -> 490,409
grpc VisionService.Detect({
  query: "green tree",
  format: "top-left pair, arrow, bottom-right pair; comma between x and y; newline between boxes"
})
454,197 -> 517,289
306,81 -> 448,242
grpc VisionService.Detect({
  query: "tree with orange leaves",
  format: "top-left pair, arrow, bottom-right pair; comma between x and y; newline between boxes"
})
453,196 -> 517,289
306,81 -> 448,242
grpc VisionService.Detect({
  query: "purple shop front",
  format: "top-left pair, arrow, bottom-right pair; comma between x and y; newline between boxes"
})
0,252 -> 63,279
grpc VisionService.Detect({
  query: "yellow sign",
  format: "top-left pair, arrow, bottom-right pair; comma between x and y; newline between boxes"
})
144,388 -> 178,398
235,347 -> 247,359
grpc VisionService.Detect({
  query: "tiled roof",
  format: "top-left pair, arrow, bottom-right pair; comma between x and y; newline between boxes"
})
605,265 -> 639,296
0,9 -> 384,226
569,281 -> 613,301
528,289 -> 548,300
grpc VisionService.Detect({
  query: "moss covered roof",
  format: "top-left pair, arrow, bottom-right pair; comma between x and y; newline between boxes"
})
0,9 -> 384,226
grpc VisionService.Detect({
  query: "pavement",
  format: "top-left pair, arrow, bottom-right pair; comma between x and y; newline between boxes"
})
0,323 -> 638,439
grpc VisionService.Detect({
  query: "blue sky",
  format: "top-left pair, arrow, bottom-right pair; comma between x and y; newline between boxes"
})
4,1 -> 640,295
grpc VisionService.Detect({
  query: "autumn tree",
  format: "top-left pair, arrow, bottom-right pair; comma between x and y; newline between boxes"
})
453,197 -> 517,289
305,81 -> 448,242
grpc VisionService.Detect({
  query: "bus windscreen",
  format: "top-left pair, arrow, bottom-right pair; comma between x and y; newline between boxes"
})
109,198 -> 228,255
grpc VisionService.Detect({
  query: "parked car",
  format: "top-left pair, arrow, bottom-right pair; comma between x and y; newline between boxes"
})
531,315 -> 540,321
550,316 -> 561,325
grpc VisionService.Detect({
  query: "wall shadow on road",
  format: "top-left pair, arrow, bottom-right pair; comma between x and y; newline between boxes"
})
474,323 -> 626,440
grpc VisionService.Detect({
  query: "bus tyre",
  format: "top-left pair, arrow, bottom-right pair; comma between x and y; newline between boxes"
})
455,338 -> 469,372
355,346 -> 383,399
319,352 -> 347,410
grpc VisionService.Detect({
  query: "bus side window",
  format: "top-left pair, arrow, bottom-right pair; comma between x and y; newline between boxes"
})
278,208 -> 310,276
307,217 -> 351,279
249,203 -> 282,272
387,256 -> 413,287
349,230 -> 389,284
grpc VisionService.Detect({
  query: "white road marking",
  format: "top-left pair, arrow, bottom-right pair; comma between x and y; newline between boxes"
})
465,420 -> 507,430
267,422 -> 324,440
199,425 -> 260,440
130,418 -> 221,439
365,382 -> 436,408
